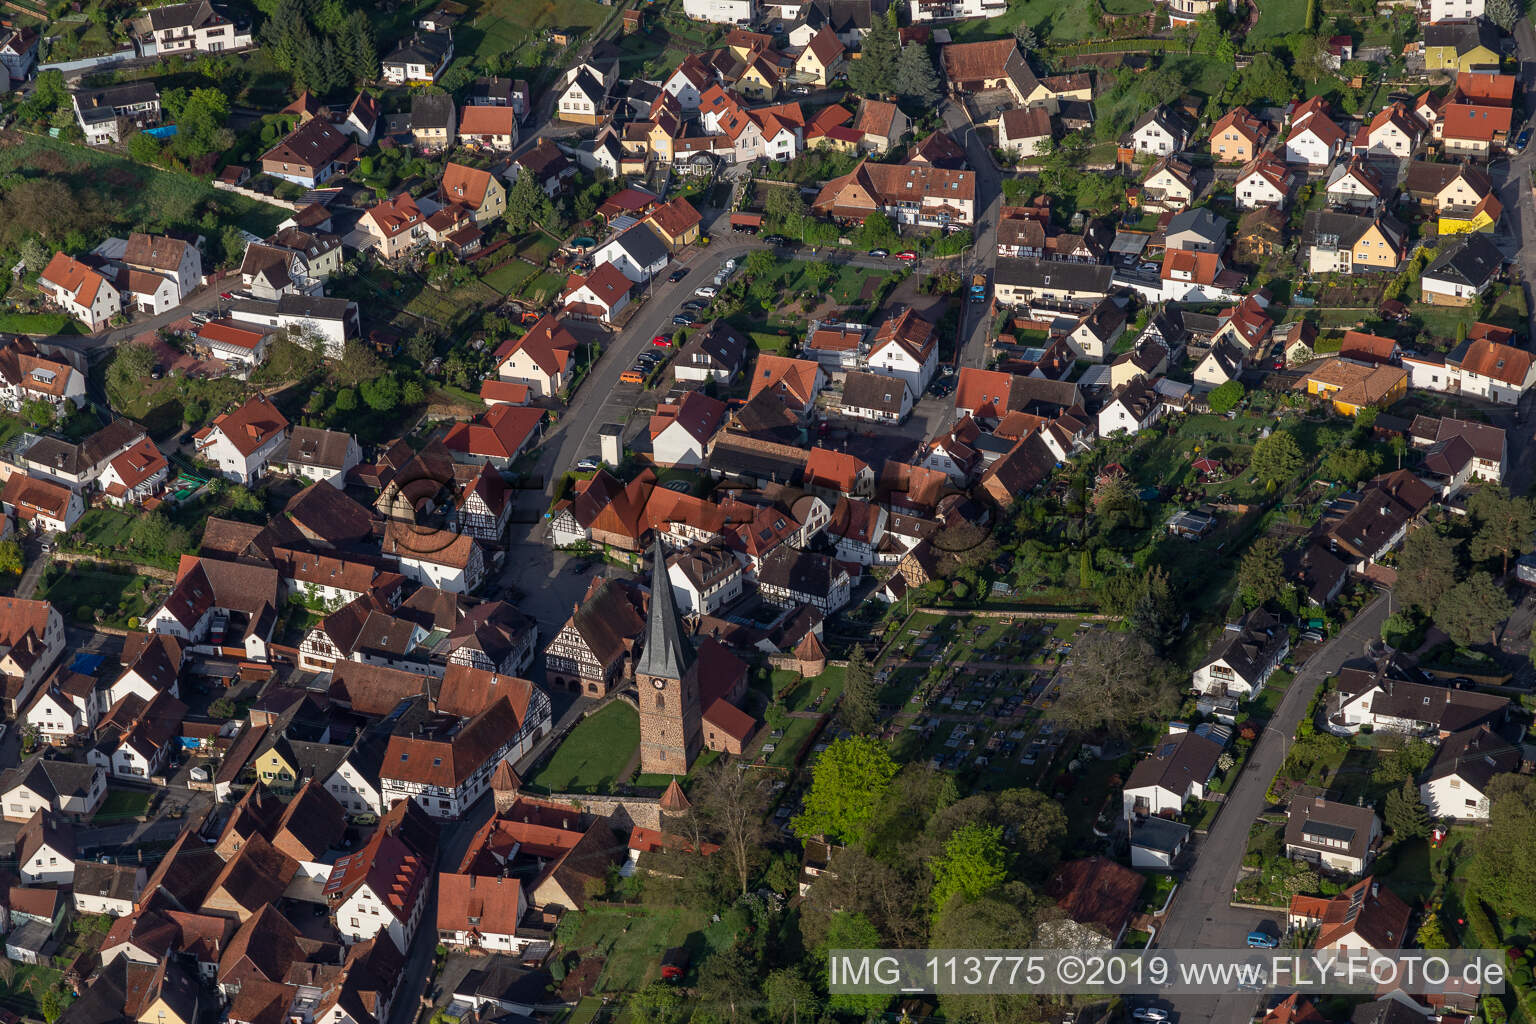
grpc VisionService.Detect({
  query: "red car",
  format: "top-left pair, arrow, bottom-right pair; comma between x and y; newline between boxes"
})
896,250 -> 917,261
652,334 -> 672,347
220,292 -> 233,299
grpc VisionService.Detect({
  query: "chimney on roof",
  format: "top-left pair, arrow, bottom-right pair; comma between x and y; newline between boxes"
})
1314,795 -> 1325,808
1370,881 -> 1379,898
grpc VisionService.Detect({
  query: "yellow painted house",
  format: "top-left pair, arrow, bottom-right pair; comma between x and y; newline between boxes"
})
1423,20 -> 1501,72
1438,193 -> 1502,234
1302,359 -> 1408,416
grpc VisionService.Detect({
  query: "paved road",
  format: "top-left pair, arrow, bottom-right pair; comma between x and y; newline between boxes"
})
943,99 -> 1003,373
1150,594 -> 1391,1023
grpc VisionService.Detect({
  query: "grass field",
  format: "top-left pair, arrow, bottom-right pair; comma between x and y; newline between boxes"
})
1249,0 -> 1308,38
764,717 -> 818,767
529,701 -> 638,793
456,0 -> 611,67
522,271 -> 568,305
40,568 -> 159,629
482,259 -> 540,294
557,904 -> 739,991
0,312 -> 80,335
0,132 -> 288,239
949,0 -> 1100,43
93,787 -> 152,823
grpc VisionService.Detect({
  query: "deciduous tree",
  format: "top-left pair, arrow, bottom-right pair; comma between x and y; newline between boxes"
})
693,763 -> 772,894
792,736 -> 898,844
1048,631 -> 1177,738
930,822 -> 1010,912
1469,774 -> 1536,922
1207,380 -> 1244,413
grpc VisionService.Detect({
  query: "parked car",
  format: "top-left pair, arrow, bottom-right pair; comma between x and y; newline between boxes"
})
575,457 -> 600,472
620,368 -> 647,384
1517,126 -> 1532,153
896,250 -> 917,261
694,286 -> 718,298
763,234 -> 788,246
668,267 -> 689,282
652,334 -> 672,347
673,313 -> 698,326
868,248 -> 889,258
1246,931 -> 1279,949
1131,1010 -> 1170,1023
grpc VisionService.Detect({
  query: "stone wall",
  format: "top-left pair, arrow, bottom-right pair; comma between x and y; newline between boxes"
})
538,793 -> 663,831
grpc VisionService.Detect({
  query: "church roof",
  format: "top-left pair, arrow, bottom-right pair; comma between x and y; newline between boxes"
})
635,538 -> 695,680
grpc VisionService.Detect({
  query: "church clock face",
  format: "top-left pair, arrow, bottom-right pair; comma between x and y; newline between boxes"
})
652,677 -> 667,690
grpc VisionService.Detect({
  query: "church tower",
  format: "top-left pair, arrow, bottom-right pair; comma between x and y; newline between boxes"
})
636,540 -> 703,775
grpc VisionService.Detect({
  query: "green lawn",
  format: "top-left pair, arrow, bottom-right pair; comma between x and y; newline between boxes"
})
528,702 -> 638,794
71,507 -> 137,549
458,0 -> 611,65
480,259 -> 539,294
779,665 -> 848,712
0,134 -> 287,239
557,903 -> 734,992
0,311 -> 80,335
522,271 -> 569,306
93,787 -> 152,823
39,567 -> 160,629
948,0 -> 1101,43
1249,0 -> 1309,38
772,718 -> 822,767
0,964 -> 66,1019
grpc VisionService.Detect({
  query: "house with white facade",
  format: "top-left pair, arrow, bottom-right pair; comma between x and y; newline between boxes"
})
0,755 -> 106,822
284,426 -> 362,488
16,810 -> 75,884
1419,724 -> 1516,821
1122,730 -> 1222,817
866,308 -> 937,396
593,223 -> 670,284
683,0 -> 755,23
192,393 -> 290,483
667,543 -> 744,615
1192,609 -> 1289,699
38,253 -> 121,330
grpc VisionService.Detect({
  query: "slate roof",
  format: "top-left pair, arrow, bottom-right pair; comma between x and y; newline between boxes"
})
635,538 -> 695,680
1423,232 -> 1503,288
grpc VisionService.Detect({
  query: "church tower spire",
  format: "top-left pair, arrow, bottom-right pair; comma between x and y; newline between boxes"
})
636,539 -> 703,775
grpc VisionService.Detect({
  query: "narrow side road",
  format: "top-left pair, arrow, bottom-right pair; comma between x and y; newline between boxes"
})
1153,594 -> 1390,1024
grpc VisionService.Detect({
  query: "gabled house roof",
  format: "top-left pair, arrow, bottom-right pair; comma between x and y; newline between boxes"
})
1200,609 -> 1286,685
196,394 -> 289,458
492,315 -> 580,377
1126,730 -> 1222,797
1423,231 -> 1502,287
261,118 -> 352,170
1210,105 -> 1268,147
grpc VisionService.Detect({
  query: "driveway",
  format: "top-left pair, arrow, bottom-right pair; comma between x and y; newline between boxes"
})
1149,594 -> 1390,1024
941,98 -> 1004,374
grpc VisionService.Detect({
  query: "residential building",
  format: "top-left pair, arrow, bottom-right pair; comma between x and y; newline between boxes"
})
1302,211 -> 1407,274
381,31 -> 454,84
71,82 -> 160,145
1127,105 -> 1194,155
146,1 -> 251,54
2,474 -> 84,533
674,321 -> 749,382
593,223 -> 670,283
439,163 -> 506,226
1422,18 -> 1500,72
1235,154 -> 1295,209
813,160 -> 976,229
994,258 -> 1113,307
0,755 -> 106,822
683,0 -> 756,23
38,253 -> 121,330
192,394 -> 289,484
998,106 -> 1053,159
1419,724 -> 1517,821
492,315 -> 580,398
866,307 -> 938,395
1209,105 -> 1269,163
379,694 -> 551,819
457,104 -> 518,151
259,119 -> 355,187
1096,377 -> 1162,437
1328,663 -> 1509,737
1192,610 -> 1290,699
561,261 -> 632,323
284,426 -> 361,488
1420,232 -> 1502,305
411,92 -> 456,152
1353,102 -> 1424,159
1404,331 -> 1534,403
1288,877 -> 1410,954
851,98 -> 910,155
1285,96 -> 1348,167
649,391 -> 727,468
1123,731 -> 1223,817
840,370 -> 913,423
